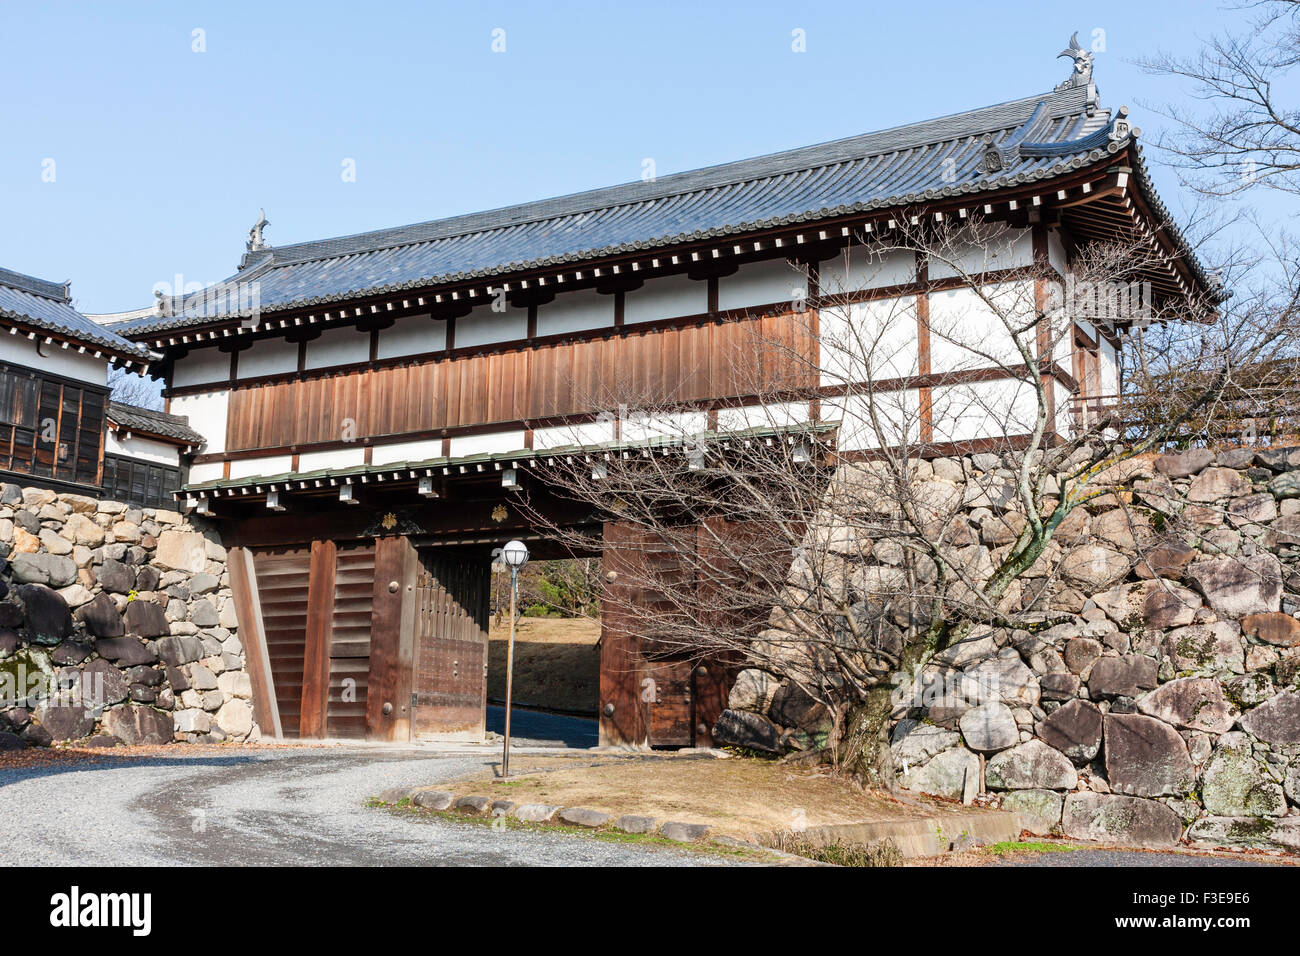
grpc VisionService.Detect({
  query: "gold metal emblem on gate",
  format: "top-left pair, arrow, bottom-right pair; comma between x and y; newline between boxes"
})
491,504 -> 508,523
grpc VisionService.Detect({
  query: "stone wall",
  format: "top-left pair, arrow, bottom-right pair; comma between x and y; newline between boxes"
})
717,446 -> 1300,852
0,483 -> 258,748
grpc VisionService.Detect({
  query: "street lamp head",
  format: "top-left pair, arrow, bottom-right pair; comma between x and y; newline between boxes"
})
502,539 -> 530,569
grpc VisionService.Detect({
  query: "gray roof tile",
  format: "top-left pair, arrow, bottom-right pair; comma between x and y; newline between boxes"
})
0,267 -> 154,359
110,85 -> 1202,337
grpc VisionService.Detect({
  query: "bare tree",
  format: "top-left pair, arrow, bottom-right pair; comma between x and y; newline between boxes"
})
106,366 -> 164,410
519,214 -> 1299,783
1141,0 -> 1300,197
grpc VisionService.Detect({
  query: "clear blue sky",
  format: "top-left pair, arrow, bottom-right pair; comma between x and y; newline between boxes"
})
0,0 -> 1262,313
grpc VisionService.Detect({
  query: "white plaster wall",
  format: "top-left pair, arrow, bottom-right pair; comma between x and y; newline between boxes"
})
818,246 -> 916,294
928,228 -> 1033,280
718,258 -> 806,312
1048,230 -> 1069,277
537,287 -> 614,337
1099,336 -> 1118,395
618,410 -> 709,443
624,272 -> 708,324
456,303 -> 528,349
824,390 -> 920,451
0,336 -> 108,385
187,461 -> 224,485
533,420 -> 617,450
448,430 -> 528,457
106,432 -> 181,466
297,447 -> 366,472
171,347 -> 229,388
228,455 -> 293,480
377,314 -> 447,360
304,325 -> 369,370
927,282 -> 1031,373
237,337 -> 298,379
169,391 -> 227,455
819,295 -> 919,386
371,438 -> 445,466
714,402 -> 811,431
930,378 -> 1038,444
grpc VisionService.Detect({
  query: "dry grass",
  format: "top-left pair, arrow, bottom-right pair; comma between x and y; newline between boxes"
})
443,751 -> 970,840
487,616 -> 600,714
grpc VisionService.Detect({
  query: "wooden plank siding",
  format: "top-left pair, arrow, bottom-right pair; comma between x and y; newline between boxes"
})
250,547 -> 312,737
223,312 -> 815,453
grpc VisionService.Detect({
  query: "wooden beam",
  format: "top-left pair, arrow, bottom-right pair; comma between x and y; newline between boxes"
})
227,547 -> 282,738
299,539 -> 338,738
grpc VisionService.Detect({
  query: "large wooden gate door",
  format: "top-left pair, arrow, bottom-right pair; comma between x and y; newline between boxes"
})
410,552 -> 489,739
250,547 -> 311,738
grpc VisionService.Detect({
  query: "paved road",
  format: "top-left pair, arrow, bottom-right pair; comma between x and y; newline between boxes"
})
484,705 -> 598,748
0,746 -> 729,867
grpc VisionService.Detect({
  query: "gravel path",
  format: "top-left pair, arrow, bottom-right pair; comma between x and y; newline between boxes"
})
0,746 -> 736,866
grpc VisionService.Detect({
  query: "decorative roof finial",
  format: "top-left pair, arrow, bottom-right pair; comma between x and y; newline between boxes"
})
247,208 -> 270,252
1056,32 -> 1093,91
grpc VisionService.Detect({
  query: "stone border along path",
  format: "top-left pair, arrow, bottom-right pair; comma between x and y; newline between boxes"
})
376,783 -> 1023,859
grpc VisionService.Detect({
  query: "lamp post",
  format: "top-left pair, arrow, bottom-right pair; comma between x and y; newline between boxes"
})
499,538 -> 529,778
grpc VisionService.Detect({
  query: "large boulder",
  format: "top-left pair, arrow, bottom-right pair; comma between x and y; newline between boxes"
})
1154,448 -> 1213,478
154,530 -> 208,573
94,637 -> 157,666
1060,545 -> 1130,591
768,682 -> 829,731
1088,655 -> 1158,699
74,593 -> 124,638
957,701 -> 1019,752
1186,466 -> 1247,502
962,652 -> 1038,707
1186,554 -> 1283,617
1001,789 -> 1064,835
101,705 -> 173,745
1038,699 -> 1103,765
1187,816 -> 1300,852
16,584 -> 71,646
890,721 -> 961,764
1136,678 -> 1239,734
985,740 -> 1077,791
1062,793 -> 1184,848
10,552 -> 77,588
1240,612 -> 1300,648
32,699 -> 95,741
95,559 -> 135,594
1237,691 -> 1300,747
123,600 -> 170,638
712,709 -> 781,753
1103,713 -> 1195,797
1162,622 -> 1244,675
1201,734 -> 1287,817
79,658 -> 129,710
215,698 -> 253,738
901,746 -> 980,804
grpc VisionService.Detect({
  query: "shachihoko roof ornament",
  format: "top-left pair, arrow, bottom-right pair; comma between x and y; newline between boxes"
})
1056,31 -> 1098,115
247,209 -> 270,252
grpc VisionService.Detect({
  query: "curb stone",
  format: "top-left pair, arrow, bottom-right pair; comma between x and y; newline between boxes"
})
454,795 -> 491,815
512,803 -> 561,822
659,821 -> 711,842
558,807 -> 610,828
613,814 -> 658,834
413,790 -> 454,810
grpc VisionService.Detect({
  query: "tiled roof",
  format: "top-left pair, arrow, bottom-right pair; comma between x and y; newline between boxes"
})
0,267 -> 154,360
112,83 -> 1190,337
108,401 -> 206,445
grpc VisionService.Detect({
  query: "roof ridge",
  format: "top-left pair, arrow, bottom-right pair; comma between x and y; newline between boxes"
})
0,266 -> 69,303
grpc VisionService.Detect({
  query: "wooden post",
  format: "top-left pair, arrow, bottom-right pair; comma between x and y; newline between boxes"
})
300,539 -> 337,738
367,535 -> 417,740
598,521 -> 649,747
226,546 -> 282,739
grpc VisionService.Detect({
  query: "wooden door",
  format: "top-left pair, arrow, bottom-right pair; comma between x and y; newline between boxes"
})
410,552 -> 489,738
251,548 -> 311,738
326,544 -> 375,738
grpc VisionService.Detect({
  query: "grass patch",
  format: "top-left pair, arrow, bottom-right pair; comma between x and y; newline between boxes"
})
985,840 -> 1080,856
772,835 -> 904,867
369,797 -> 770,862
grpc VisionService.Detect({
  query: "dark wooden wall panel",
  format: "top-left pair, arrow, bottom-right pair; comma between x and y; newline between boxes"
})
251,547 -> 311,737
224,313 -> 816,452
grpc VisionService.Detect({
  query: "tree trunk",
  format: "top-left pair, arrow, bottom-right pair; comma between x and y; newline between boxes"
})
838,682 -> 898,788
